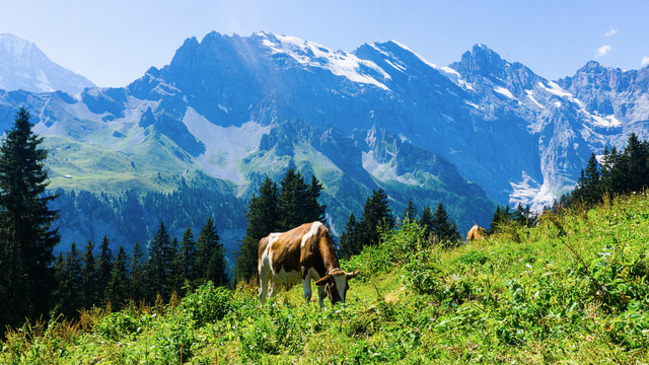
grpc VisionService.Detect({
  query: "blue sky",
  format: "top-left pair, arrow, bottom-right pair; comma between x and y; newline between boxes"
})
2,0 -> 648,87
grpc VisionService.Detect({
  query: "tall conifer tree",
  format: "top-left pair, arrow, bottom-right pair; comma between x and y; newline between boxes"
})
196,218 -> 228,287
431,203 -> 461,247
105,246 -> 131,309
234,177 -> 279,283
96,236 -> 113,305
146,222 -> 172,301
0,107 -> 60,332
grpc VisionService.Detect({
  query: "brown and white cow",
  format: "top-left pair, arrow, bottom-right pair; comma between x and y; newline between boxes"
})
466,224 -> 486,241
258,221 -> 359,307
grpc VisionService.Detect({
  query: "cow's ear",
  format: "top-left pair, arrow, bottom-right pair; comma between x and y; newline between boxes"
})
315,275 -> 331,287
346,269 -> 360,279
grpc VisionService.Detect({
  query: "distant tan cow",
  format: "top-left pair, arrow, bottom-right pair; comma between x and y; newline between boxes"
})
258,221 -> 359,307
466,224 -> 486,241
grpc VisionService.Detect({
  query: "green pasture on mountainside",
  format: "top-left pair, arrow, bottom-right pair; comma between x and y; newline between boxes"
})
2,194 -> 649,364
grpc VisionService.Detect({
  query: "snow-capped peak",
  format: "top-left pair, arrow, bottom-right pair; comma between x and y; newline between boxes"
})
257,32 -> 391,90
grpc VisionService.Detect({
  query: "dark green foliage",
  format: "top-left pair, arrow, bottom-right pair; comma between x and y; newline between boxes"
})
0,108 -> 60,333
430,203 -> 461,247
105,246 -> 131,309
96,236 -> 114,306
195,218 -> 228,287
278,168 -> 326,230
129,242 -> 146,303
419,205 -> 434,238
178,228 -> 197,291
146,222 -> 173,301
572,153 -> 602,206
360,188 -> 394,247
568,133 -> 649,208
403,198 -> 417,222
53,243 -> 84,318
338,213 -> 361,259
234,177 -> 279,283
81,240 -> 98,309
168,238 -> 184,295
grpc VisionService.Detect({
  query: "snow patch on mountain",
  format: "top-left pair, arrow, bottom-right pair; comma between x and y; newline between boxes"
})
259,33 -> 391,91
182,107 -> 269,184
591,114 -> 622,128
494,86 -> 516,99
361,151 -> 419,186
509,171 -> 556,211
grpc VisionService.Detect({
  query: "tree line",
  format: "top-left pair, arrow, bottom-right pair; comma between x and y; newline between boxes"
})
567,133 -> 649,207
52,218 -> 227,319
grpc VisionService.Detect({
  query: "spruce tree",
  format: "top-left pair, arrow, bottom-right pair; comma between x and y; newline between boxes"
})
96,236 -> 114,305
146,222 -> 172,301
105,246 -> 131,309
196,218 -> 228,287
168,237 -> 185,295
305,175 -> 327,223
179,227 -> 197,288
431,203 -> 461,247
403,198 -> 418,222
419,206 -> 434,237
234,177 -> 279,283
81,240 -> 98,309
53,243 -> 84,318
129,242 -> 146,303
338,213 -> 361,259
622,133 -> 649,192
359,188 -> 394,248
0,107 -> 60,332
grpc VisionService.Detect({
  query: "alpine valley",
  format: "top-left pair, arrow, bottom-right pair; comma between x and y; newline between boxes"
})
1,32 -> 648,260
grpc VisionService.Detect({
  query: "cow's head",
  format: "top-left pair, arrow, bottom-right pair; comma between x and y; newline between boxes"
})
315,269 -> 359,305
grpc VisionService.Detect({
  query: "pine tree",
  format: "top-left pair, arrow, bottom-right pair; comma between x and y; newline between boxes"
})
622,133 -> 649,192
146,222 -> 172,301
105,246 -> 131,308
573,153 -> 601,206
403,198 -> 418,222
129,242 -> 146,303
81,240 -> 98,309
305,175 -> 327,223
179,227 -> 197,288
0,107 -> 60,332
338,213 -> 361,259
431,203 -> 461,247
359,188 -> 394,248
96,236 -> 113,306
419,206 -> 434,237
53,243 -> 84,318
168,237 -> 185,295
234,177 -> 279,283
196,218 -> 228,287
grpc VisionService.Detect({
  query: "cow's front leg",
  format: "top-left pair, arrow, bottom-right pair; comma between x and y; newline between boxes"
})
317,286 -> 326,308
302,276 -> 313,305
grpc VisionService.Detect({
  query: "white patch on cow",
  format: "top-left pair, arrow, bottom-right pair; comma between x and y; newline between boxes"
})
301,221 -> 322,248
272,268 -> 302,284
333,274 -> 348,303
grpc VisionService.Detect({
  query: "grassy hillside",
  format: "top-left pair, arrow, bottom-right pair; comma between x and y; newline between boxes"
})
2,194 -> 649,364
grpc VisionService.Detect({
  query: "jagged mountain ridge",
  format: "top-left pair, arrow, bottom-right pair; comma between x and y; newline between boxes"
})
0,34 -> 95,94
0,31 -> 647,250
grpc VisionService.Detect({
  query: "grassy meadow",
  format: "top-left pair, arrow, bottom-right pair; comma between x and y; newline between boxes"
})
2,194 -> 649,364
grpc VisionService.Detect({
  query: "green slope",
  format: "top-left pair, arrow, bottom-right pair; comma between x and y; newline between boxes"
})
3,194 -> 649,363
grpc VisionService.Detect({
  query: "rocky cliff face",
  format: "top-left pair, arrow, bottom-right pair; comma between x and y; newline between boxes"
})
0,34 -> 95,94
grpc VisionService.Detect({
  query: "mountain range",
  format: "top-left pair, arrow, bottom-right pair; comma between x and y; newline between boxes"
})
0,32 -> 647,255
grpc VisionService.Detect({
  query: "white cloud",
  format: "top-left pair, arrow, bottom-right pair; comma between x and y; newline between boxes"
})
642,56 -> 649,67
596,45 -> 612,57
604,28 -> 618,37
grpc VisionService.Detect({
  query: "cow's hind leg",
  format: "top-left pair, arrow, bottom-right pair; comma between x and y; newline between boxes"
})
259,268 -> 270,304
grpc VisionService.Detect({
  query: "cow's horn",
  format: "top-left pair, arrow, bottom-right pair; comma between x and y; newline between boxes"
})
315,275 -> 331,287
346,269 -> 359,278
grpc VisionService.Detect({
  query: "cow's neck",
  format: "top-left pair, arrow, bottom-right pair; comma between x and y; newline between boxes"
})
319,241 -> 340,276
